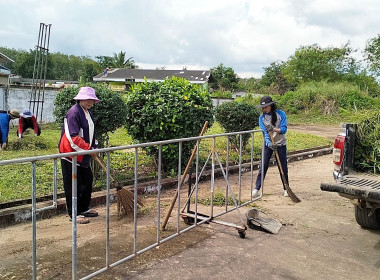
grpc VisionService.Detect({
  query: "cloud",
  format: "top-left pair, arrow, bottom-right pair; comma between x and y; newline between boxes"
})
1,0 -> 379,78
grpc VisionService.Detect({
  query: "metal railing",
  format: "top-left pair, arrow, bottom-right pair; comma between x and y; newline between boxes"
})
0,129 -> 265,279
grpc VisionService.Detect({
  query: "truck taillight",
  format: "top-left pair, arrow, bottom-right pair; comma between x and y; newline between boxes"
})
333,135 -> 345,166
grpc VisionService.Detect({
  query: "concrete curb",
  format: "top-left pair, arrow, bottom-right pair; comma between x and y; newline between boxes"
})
0,147 -> 332,226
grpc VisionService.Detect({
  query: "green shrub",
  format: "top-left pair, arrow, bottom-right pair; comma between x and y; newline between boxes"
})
53,83 -> 128,147
124,77 -> 214,173
354,111 -> 380,173
196,191 -> 236,206
214,101 -> 260,149
278,81 -> 379,115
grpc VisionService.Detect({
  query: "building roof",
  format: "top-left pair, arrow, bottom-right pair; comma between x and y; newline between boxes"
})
93,69 -> 211,84
0,65 -> 11,76
9,75 -> 79,87
0,52 -> 15,64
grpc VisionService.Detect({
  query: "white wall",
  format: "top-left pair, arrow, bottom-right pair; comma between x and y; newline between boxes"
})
0,86 -> 59,123
212,98 -> 233,107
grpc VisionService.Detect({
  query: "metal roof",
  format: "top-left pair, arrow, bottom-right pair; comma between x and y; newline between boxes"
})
0,52 -> 15,64
93,69 -> 210,84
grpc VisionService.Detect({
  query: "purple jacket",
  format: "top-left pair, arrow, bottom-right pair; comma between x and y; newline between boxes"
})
58,103 -> 97,168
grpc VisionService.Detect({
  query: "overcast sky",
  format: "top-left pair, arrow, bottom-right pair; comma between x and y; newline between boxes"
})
1,0 -> 379,78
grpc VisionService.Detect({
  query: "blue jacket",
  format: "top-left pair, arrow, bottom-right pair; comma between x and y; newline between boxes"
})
0,111 -> 11,144
258,109 -> 287,147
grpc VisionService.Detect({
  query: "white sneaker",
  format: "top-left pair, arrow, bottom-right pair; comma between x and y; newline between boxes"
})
252,189 -> 259,197
284,190 -> 289,197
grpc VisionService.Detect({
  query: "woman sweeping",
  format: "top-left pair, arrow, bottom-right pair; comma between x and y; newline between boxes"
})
252,96 -> 289,198
59,86 -> 100,224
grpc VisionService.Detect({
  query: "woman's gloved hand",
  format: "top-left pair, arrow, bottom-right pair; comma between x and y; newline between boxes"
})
268,142 -> 278,151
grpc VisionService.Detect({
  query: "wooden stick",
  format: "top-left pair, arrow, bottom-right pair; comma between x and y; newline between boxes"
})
161,121 -> 209,230
93,155 -> 117,184
268,131 -> 301,203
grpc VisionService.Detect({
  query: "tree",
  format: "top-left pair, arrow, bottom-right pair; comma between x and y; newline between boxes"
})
260,61 -> 294,95
11,49 -> 36,78
95,55 -> 114,70
124,77 -> 214,172
364,34 -> 380,77
210,63 -> 239,92
82,59 -> 101,82
112,51 -> 137,68
237,77 -> 262,93
96,51 -> 138,69
282,43 -> 356,85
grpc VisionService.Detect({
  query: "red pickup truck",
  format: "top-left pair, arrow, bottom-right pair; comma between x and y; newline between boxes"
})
320,123 -> 380,229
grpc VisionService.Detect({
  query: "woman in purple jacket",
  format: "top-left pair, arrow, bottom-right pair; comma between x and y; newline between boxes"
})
59,87 -> 100,224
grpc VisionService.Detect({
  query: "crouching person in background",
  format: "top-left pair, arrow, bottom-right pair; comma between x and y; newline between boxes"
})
17,108 -> 41,138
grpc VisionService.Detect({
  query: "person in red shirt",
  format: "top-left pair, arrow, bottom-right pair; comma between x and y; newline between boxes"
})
17,108 -> 41,138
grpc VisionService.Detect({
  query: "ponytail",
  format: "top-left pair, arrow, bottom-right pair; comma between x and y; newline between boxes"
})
271,104 -> 277,126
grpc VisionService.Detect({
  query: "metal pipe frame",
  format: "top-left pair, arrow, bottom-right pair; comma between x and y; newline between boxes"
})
1,128 -> 265,280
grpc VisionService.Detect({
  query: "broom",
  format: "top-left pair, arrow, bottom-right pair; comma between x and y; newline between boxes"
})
94,155 -> 144,216
267,129 -> 301,203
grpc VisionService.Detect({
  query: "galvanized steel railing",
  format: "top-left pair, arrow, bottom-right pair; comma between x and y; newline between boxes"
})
0,129 -> 265,279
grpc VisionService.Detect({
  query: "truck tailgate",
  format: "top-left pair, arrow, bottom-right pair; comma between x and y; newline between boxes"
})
321,175 -> 380,200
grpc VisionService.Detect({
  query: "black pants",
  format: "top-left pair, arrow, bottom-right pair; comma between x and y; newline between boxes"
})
255,145 -> 289,191
18,118 -> 41,136
61,159 -> 93,218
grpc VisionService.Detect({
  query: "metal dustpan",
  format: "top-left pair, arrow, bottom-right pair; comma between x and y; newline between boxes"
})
246,209 -> 282,234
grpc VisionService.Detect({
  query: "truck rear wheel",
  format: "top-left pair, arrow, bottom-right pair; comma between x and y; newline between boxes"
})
354,206 -> 380,229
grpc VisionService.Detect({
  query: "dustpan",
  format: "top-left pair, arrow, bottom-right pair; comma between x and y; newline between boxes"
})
246,209 -> 282,234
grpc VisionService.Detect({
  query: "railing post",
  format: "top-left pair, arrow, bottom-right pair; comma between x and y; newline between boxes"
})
72,156 -> 78,280
32,162 -> 37,280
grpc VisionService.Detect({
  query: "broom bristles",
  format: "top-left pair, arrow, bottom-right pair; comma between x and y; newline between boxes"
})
284,184 -> 301,203
117,187 -> 144,217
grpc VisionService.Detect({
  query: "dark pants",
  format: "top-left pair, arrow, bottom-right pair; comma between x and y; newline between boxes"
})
61,159 -> 93,218
255,145 -> 289,191
18,118 -> 41,136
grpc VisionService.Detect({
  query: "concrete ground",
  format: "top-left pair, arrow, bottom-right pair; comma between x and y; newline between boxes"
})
126,154 -> 380,280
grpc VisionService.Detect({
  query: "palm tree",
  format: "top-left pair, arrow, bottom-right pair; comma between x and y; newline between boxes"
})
112,51 -> 138,69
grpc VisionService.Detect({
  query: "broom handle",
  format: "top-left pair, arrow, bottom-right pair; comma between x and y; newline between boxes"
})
161,121 -> 209,231
94,155 -> 116,183
268,131 -> 300,203
268,132 -> 287,183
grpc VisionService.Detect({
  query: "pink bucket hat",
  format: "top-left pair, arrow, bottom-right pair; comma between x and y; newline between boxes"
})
73,87 -> 100,103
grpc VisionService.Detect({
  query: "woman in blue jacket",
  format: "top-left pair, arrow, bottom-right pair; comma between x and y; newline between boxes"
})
0,109 -> 20,150
252,96 -> 289,197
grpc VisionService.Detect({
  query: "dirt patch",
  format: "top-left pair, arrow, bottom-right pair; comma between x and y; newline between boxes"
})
288,123 -> 342,140
0,190 -> 215,279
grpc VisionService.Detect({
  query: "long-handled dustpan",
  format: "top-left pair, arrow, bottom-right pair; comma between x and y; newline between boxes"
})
246,209 -> 282,234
